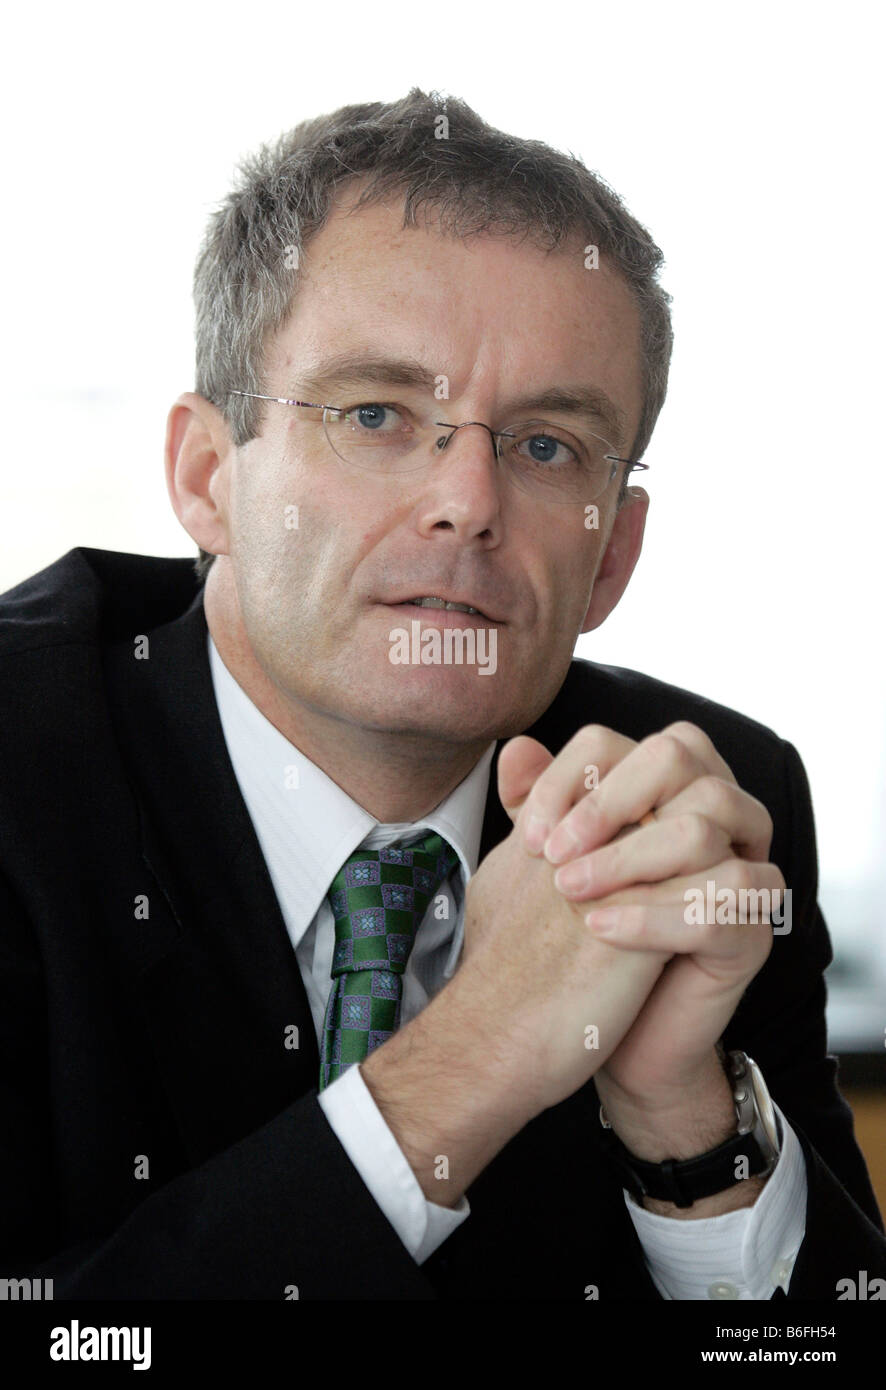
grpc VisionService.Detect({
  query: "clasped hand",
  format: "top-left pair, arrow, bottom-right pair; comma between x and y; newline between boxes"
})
497,723 -> 783,1116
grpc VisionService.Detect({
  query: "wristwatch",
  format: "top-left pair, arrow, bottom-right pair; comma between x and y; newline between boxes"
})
597,1050 -> 782,1209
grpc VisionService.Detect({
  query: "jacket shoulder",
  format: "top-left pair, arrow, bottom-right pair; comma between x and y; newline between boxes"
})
0,547 -> 201,656
547,656 -> 787,761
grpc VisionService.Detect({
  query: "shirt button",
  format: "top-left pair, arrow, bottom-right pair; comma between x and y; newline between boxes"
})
771,1258 -> 791,1287
708,1282 -> 740,1299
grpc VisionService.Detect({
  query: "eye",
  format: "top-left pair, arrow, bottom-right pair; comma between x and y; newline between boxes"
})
510,427 -> 581,469
342,402 -> 408,434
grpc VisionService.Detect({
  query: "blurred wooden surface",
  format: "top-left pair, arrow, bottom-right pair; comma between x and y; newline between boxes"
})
843,1087 -> 886,1218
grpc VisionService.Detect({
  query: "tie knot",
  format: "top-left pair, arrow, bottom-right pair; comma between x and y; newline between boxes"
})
327,831 -> 460,978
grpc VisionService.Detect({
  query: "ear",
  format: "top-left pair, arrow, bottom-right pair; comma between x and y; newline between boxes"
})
580,486 -> 649,633
164,391 -> 234,558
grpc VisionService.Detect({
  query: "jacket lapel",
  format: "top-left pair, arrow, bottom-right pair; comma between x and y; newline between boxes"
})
101,591 -> 320,1167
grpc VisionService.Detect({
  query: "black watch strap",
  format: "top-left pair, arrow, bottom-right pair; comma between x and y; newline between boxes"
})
596,1050 -> 780,1208
601,1124 -> 771,1209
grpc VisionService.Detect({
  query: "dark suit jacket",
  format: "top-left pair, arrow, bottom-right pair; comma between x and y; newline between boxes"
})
0,546 -> 883,1300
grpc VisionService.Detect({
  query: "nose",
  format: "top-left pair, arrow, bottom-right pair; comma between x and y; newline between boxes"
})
413,420 -> 504,544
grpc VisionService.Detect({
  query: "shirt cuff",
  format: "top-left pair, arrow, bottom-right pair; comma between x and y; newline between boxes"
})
316,1062 -> 470,1264
622,1101 -> 807,1300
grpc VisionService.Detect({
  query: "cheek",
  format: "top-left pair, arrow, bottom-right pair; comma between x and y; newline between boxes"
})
544,527 -> 603,609
235,482 -> 368,632
232,447 -> 318,560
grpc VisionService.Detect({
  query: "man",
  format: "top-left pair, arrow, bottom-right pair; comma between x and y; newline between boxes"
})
1,88 -> 884,1301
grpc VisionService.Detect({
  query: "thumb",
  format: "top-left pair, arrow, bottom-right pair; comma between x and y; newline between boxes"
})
498,735 -> 554,827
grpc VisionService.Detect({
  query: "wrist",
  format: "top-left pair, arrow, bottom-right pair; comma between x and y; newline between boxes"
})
598,1050 -> 734,1162
360,971 -> 532,1205
596,1048 -> 734,1162
638,1173 -> 767,1218
598,1049 -> 779,1218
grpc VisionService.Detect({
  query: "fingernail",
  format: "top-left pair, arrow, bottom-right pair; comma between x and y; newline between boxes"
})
525,815 -> 549,854
545,822 -> 582,864
554,860 -> 592,895
586,908 -> 619,932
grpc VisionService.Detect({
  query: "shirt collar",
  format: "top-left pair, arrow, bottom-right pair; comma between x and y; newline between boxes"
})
207,633 -> 496,974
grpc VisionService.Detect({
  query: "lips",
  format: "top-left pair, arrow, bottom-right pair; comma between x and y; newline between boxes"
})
406,596 -> 481,615
383,593 -> 501,622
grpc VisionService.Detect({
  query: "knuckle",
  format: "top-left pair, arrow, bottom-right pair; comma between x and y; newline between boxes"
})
673,811 -> 710,853
575,792 -> 605,832
675,811 -> 717,850
571,723 -> 611,755
663,720 -> 710,755
595,836 -> 621,875
722,858 -> 755,894
642,731 -> 687,773
698,774 -> 733,817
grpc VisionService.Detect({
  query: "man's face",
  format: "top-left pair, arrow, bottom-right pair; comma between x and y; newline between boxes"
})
212,188 -> 645,745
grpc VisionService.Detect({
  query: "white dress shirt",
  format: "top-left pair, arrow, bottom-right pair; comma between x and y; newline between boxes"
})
207,632 -> 808,1298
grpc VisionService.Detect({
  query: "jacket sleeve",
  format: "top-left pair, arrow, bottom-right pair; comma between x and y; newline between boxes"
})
0,871 -> 436,1301
723,737 -> 886,1300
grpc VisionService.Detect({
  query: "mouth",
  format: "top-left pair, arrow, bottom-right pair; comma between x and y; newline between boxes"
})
383,595 -> 501,624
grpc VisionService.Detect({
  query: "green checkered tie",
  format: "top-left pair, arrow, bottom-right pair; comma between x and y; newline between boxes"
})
318,831 -> 460,1090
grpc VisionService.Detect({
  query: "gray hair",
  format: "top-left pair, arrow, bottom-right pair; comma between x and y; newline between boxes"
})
191,87 -> 673,582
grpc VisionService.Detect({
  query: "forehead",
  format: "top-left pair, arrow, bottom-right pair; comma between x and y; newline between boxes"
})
268,185 -> 644,433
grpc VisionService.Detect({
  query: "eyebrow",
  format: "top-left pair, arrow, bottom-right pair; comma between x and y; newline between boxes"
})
287,351 -> 628,447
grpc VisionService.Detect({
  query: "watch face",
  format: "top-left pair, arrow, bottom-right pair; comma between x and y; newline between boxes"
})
747,1057 -> 780,1152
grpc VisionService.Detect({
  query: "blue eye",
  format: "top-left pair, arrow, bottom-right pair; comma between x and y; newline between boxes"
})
514,431 -> 579,468
344,403 -> 407,433
528,435 -> 559,463
356,404 -> 386,430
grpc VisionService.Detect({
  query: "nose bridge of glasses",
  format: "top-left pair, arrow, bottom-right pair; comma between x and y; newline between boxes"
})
434,418 -> 510,458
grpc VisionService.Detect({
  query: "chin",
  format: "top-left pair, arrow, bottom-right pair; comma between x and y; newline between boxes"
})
348,673 -> 518,742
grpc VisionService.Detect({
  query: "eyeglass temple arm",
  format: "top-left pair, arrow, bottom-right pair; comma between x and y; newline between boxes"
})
228,389 -> 333,410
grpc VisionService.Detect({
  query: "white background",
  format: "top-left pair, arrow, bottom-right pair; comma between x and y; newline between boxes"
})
1,0 -> 883,1042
